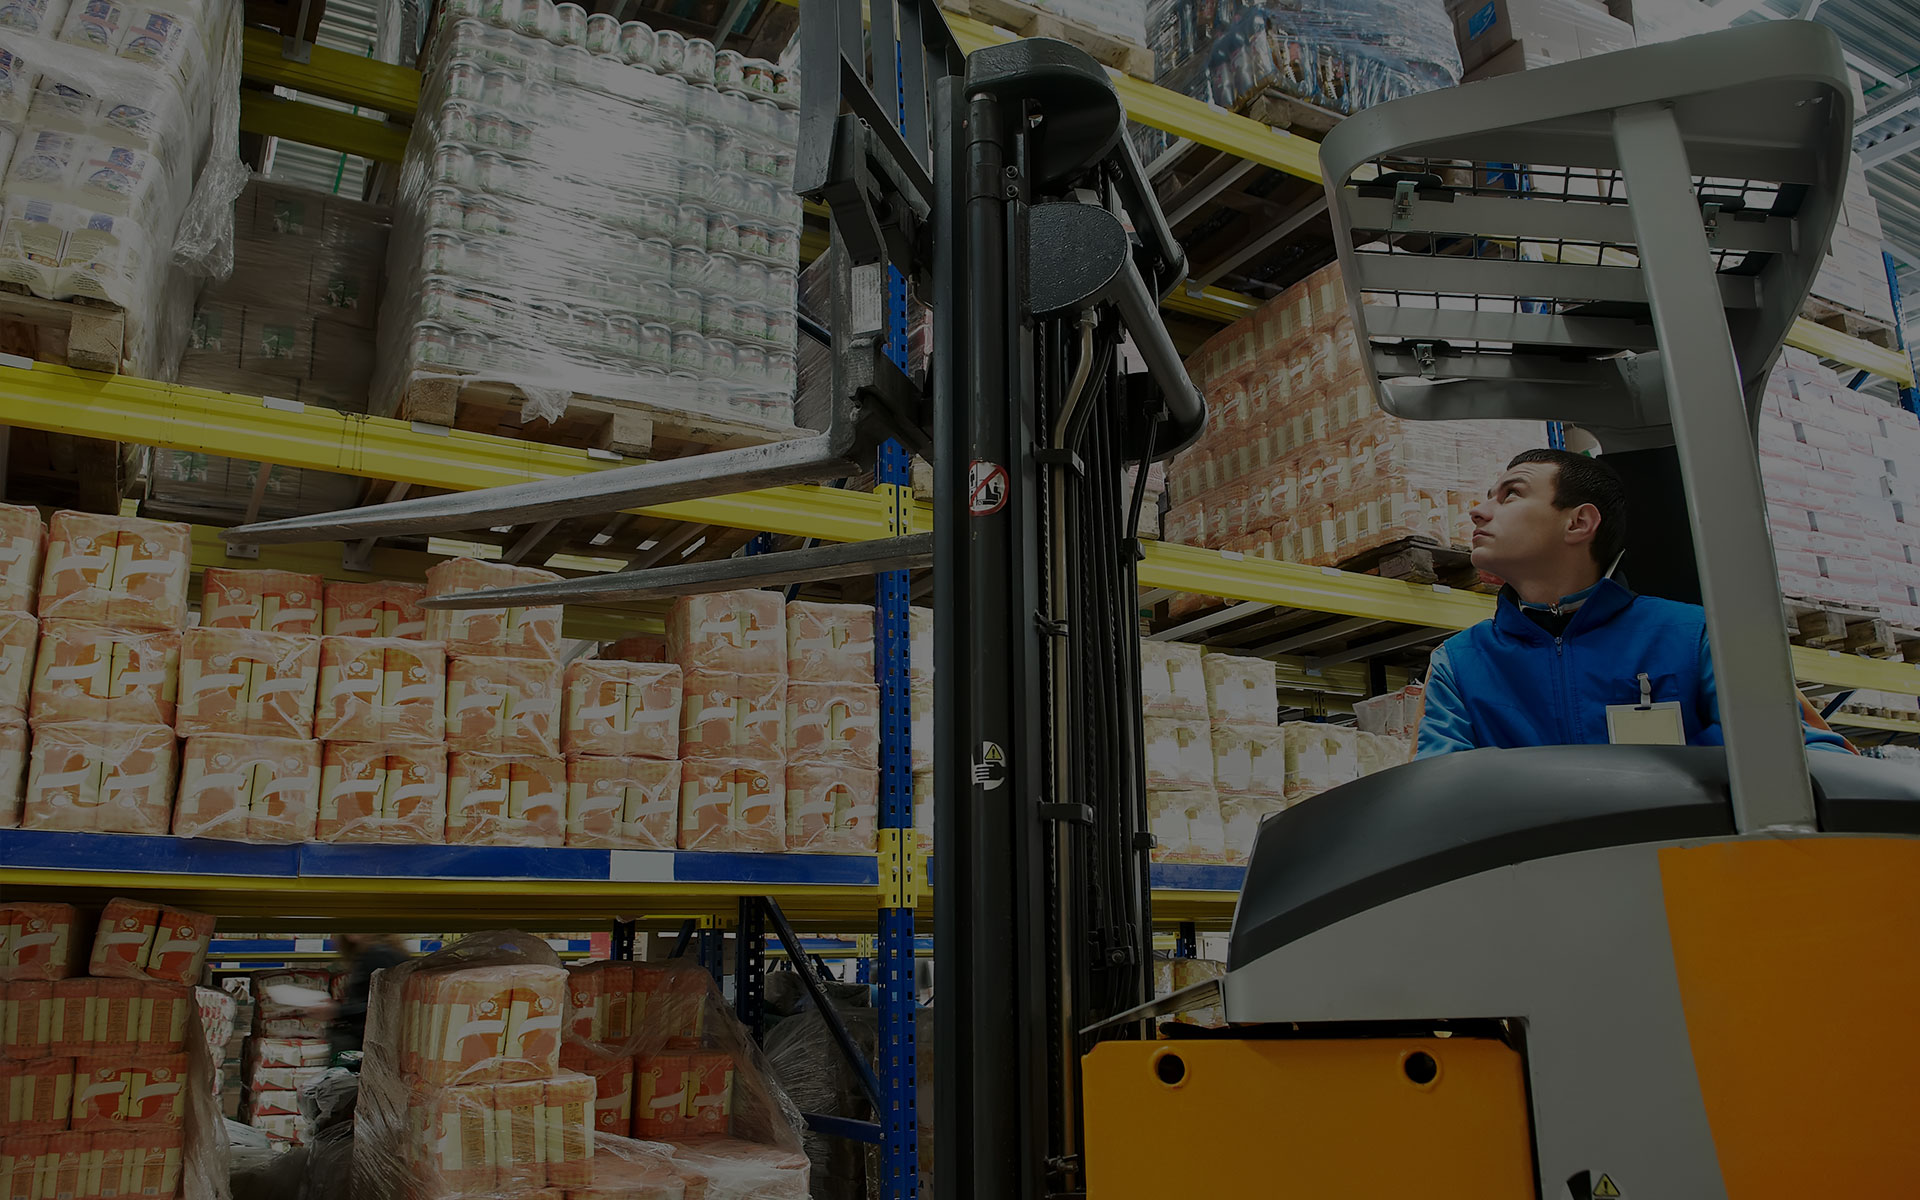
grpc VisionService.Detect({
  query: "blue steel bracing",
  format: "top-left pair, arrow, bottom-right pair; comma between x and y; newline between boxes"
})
876,256 -> 920,1200
1885,251 -> 1919,415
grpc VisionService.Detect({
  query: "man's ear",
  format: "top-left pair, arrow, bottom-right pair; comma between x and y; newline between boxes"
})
1565,502 -> 1602,547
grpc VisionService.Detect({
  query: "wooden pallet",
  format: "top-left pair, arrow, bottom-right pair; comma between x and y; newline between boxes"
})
935,0 -> 1155,79
391,368 -> 804,461
1239,89 -> 1346,138
1340,537 -> 1497,592
0,284 -> 132,512
1783,597 -> 1899,657
1800,296 -> 1901,353
0,283 -> 126,374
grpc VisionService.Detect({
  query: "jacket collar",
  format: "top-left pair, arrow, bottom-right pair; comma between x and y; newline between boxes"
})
1492,576 -> 1637,643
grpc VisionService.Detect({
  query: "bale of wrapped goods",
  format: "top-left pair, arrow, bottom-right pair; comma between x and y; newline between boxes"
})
315,741 -> 448,843
85,899 -> 212,985
681,672 -> 784,761
562,659 -> 681,759
314,636 -> 446,742
376,5 -> 804,444
175,628 -> 319,738
784,601 -> 874,684
0,721 -> 26,827
1450,0 -> 1635,80
28,622 -> 181,727
679,758 -> 783,853
173,735 -> 321,842
37,512 -> 191,630
0,903 -> 83,980
1147,788 -> 1227,863
670,591 -> 785,676
784,682 -> 879,769
784,761 -> 877,855
196,568 -> 323,635
1163,265 -> 1544,608
1139,641 -> 1206,720
446,751 -> 566,846
423,557 -> 564,660
1142,717 -> 1212,789
0,504 -> 45,614
20,723 -> 176,834
0,0 -> 249,377
321,581 -> 427,639
445,655 -> 564,756
565,756 -> 681,849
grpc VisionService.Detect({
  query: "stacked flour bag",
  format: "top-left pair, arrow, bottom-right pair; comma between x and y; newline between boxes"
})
560,644 -> 682,852
1139,642 -> 1220,865
671,589 -> 787,852
782,600 -> 877,854
0,0 -> 247,373
239,966 -> 335,1146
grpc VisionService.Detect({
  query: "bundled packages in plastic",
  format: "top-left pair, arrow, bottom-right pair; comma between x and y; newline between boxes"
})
375,9 -> 805,436
399,962 -> 565,1085
561,659 -> 680,759
71,1054 -> 190,1130
1352,681 -> 1426,741
316,740 -> 448,843
680,671 -> 783,761
1146,788 -> 1226,864
678,758 -> 783,852
0,718 -> 24,826
175,626 -> 318,737
669,591 -> 784,675
37,512 -> 191,630
423,557 -> 563,659
1354,729 -> 1411,776
784,682 -> 878,768
1201,653 -> 1276,726
322,580 -> 426,638
21,722 -> 175,834
173,734 -> 319,841
86,897 -> 212,984
446,654 -> 563,756
0,609 -> 38,717
1142,717 -> 1212,789
784,761 -> 875,854
1280,721 -> 1363,803
447,751 -> 566,846
564,755 -> 680,850
0,902 -> 82,980
784,600 -> 874,683
1139,640 -> 1206,719
197,567 -> 323,634
315,635 -> 446,742
559,1041 -> 636,1137
0,502 -> 45,613
1210,723 -> 1285,797
1219,794 -> 1285,864
0,1054 -> 76,1130
29,622 -> 180,726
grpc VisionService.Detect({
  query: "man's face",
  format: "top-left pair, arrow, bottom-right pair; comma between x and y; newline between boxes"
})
1469,461 -> 1587,577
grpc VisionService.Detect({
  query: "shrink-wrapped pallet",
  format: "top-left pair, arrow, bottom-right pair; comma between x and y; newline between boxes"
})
1201,653 -> 1276,727
37,512 -> 191,630
1139,641 -> 1207,719
315,740 -> 447,843
0,609 -> 37,718
29,622 -> 180,726
784,681 -> 878,768
1142,717 -> 1212,789
21,723 -> 176,835
784,600 -> 874,684
423,557 -> 564,659
1146,788 -> 1226,864
175,626 -> 318,738
564,755 -> 679,850
1210,723 -> 1285,797
0,902 -> 81,980
678,758 -> 783,852
315,635 -> 446,742
784,761 -> 876,854
173,734 -> 320,843
562,659 -> 680,759
668,591 -> 784,676
322,580 -> 426,639
446,751 -> 566,846
0,503 -> 45,614
679,671 -> 783,761
446,654 -> 563,756
198,567 -> 323,634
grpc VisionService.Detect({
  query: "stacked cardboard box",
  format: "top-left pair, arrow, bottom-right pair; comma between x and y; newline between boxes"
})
1164,265 -> 1544,614
1808,155 -> 1897,329
1447,0 -> 1633,80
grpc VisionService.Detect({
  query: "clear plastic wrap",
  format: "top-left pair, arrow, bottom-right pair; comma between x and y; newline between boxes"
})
783,760 -> 875,854
1146,787 -> 1226,863
783,600 -> 873,685
446,750 -> 566,846
783,681 -> 877,769
1354,728 -> 1411,775
178,180 -> 391,411
561,659 -> 681,760
445,654 -> 563,756
0,718 -> 27,825
354,933 -> 806,1200
322,581 -> 426,639
197,567 -> 323,635
374,8 -> 805,431
0,0 -> 247,377
1141,717 -> 1212,789
604,633 -> 670,665
315,740 -> 448,844
0,503 -> 46,614
668,591 -> 784,676
0,611 -> 38,718
1138,640 -> 1206,720
37,511 -> 190,630
423,558 -> 562,660
1351,681 -> 1425,740
1219,793 -> 1284,865
314,636 -> 446,743
679,671 -> 783,762
564,755 -> 679,849
175,626 -> 318,738
1200,653 -> 1276,727
677,757 -> 782,852
0,901 -> 82,979
1209,722 -> 1284,797
173,734 -> 320,842
21,721 -> 176,833
911,769 -> 932,855
84,897 -> 211,983
28,620 -> 180,726
761,1000 -> 875,1200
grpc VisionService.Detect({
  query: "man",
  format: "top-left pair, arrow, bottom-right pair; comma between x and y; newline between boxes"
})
1417,448 -> 1849,757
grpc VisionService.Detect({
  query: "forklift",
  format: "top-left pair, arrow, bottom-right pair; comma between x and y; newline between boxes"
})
232,5 -> 1918,1196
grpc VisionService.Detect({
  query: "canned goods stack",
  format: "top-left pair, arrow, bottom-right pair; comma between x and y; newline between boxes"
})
0,0 -> 249,375
373,0 -> 806,431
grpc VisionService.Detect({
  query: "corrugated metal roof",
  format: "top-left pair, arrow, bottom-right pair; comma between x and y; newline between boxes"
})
262,0 -> 384,198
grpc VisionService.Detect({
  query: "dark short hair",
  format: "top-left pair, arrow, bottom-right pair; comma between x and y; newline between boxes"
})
1508,448 -> 1627,568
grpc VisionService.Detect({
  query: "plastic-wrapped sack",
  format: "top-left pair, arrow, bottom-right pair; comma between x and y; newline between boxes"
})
680,671 -> 783,761
1210,722 -> 1285,797
174,734 -> 321,842
86,896 -> 212,984
1353,681 -> 1427,741
315,741 -> 447,843
447,751 -> 566,846
784,761 -> 876,854
0,0 -> 248,376
176,627 -> 320,738
1219,794 -> 1284,865
1201,653 -> 1276,726
422,558 -> 564,660
0,717 -> 25,826
354,932 -> 807,1200
0,610 -> 35,720
315,636 -> 446,743
1139,640 -> 1206,719
1142,717 -> 1211,789
198,568 -> 323,635
0,901 -> 82,979
669,591 -> 785,676
564,755 -> 679,849
445,654 -> 563,756
321,581 -> 425,639
30,621 -> 181,726
784,682 -> 878,768
784,600 -> 873,684
561,659 -> 680,759
1146,787 -> 1226,863
21,721 -> 176,834
678,757 -> 783,852
0,501 -> 46,613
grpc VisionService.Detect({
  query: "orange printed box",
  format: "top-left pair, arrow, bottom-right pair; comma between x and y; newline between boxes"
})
683,1050 -> 734,1138
632,1053 -> 692,1139
200,568 -> 323,635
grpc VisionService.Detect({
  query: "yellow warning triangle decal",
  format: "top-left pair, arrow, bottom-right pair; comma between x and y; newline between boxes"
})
1593,1175 -> 1622,1199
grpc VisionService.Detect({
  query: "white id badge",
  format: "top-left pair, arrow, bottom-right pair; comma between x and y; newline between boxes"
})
1606,702 -> 1685,745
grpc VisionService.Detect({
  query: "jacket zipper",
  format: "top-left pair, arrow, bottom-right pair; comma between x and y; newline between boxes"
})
1554,635 -> 1571,745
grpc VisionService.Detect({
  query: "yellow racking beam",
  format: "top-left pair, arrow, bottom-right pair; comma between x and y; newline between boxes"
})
1789,645 -> 1920,693
1785,317 -> 1916,387
240,26 -> 422,116
239,92 -> 410,162
1138,539 -> 1491,630
1826,711 -> 1920,735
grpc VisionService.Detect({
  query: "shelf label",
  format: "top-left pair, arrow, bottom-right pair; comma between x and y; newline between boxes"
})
262,395 -> 303,413
609,850 -> 675,883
